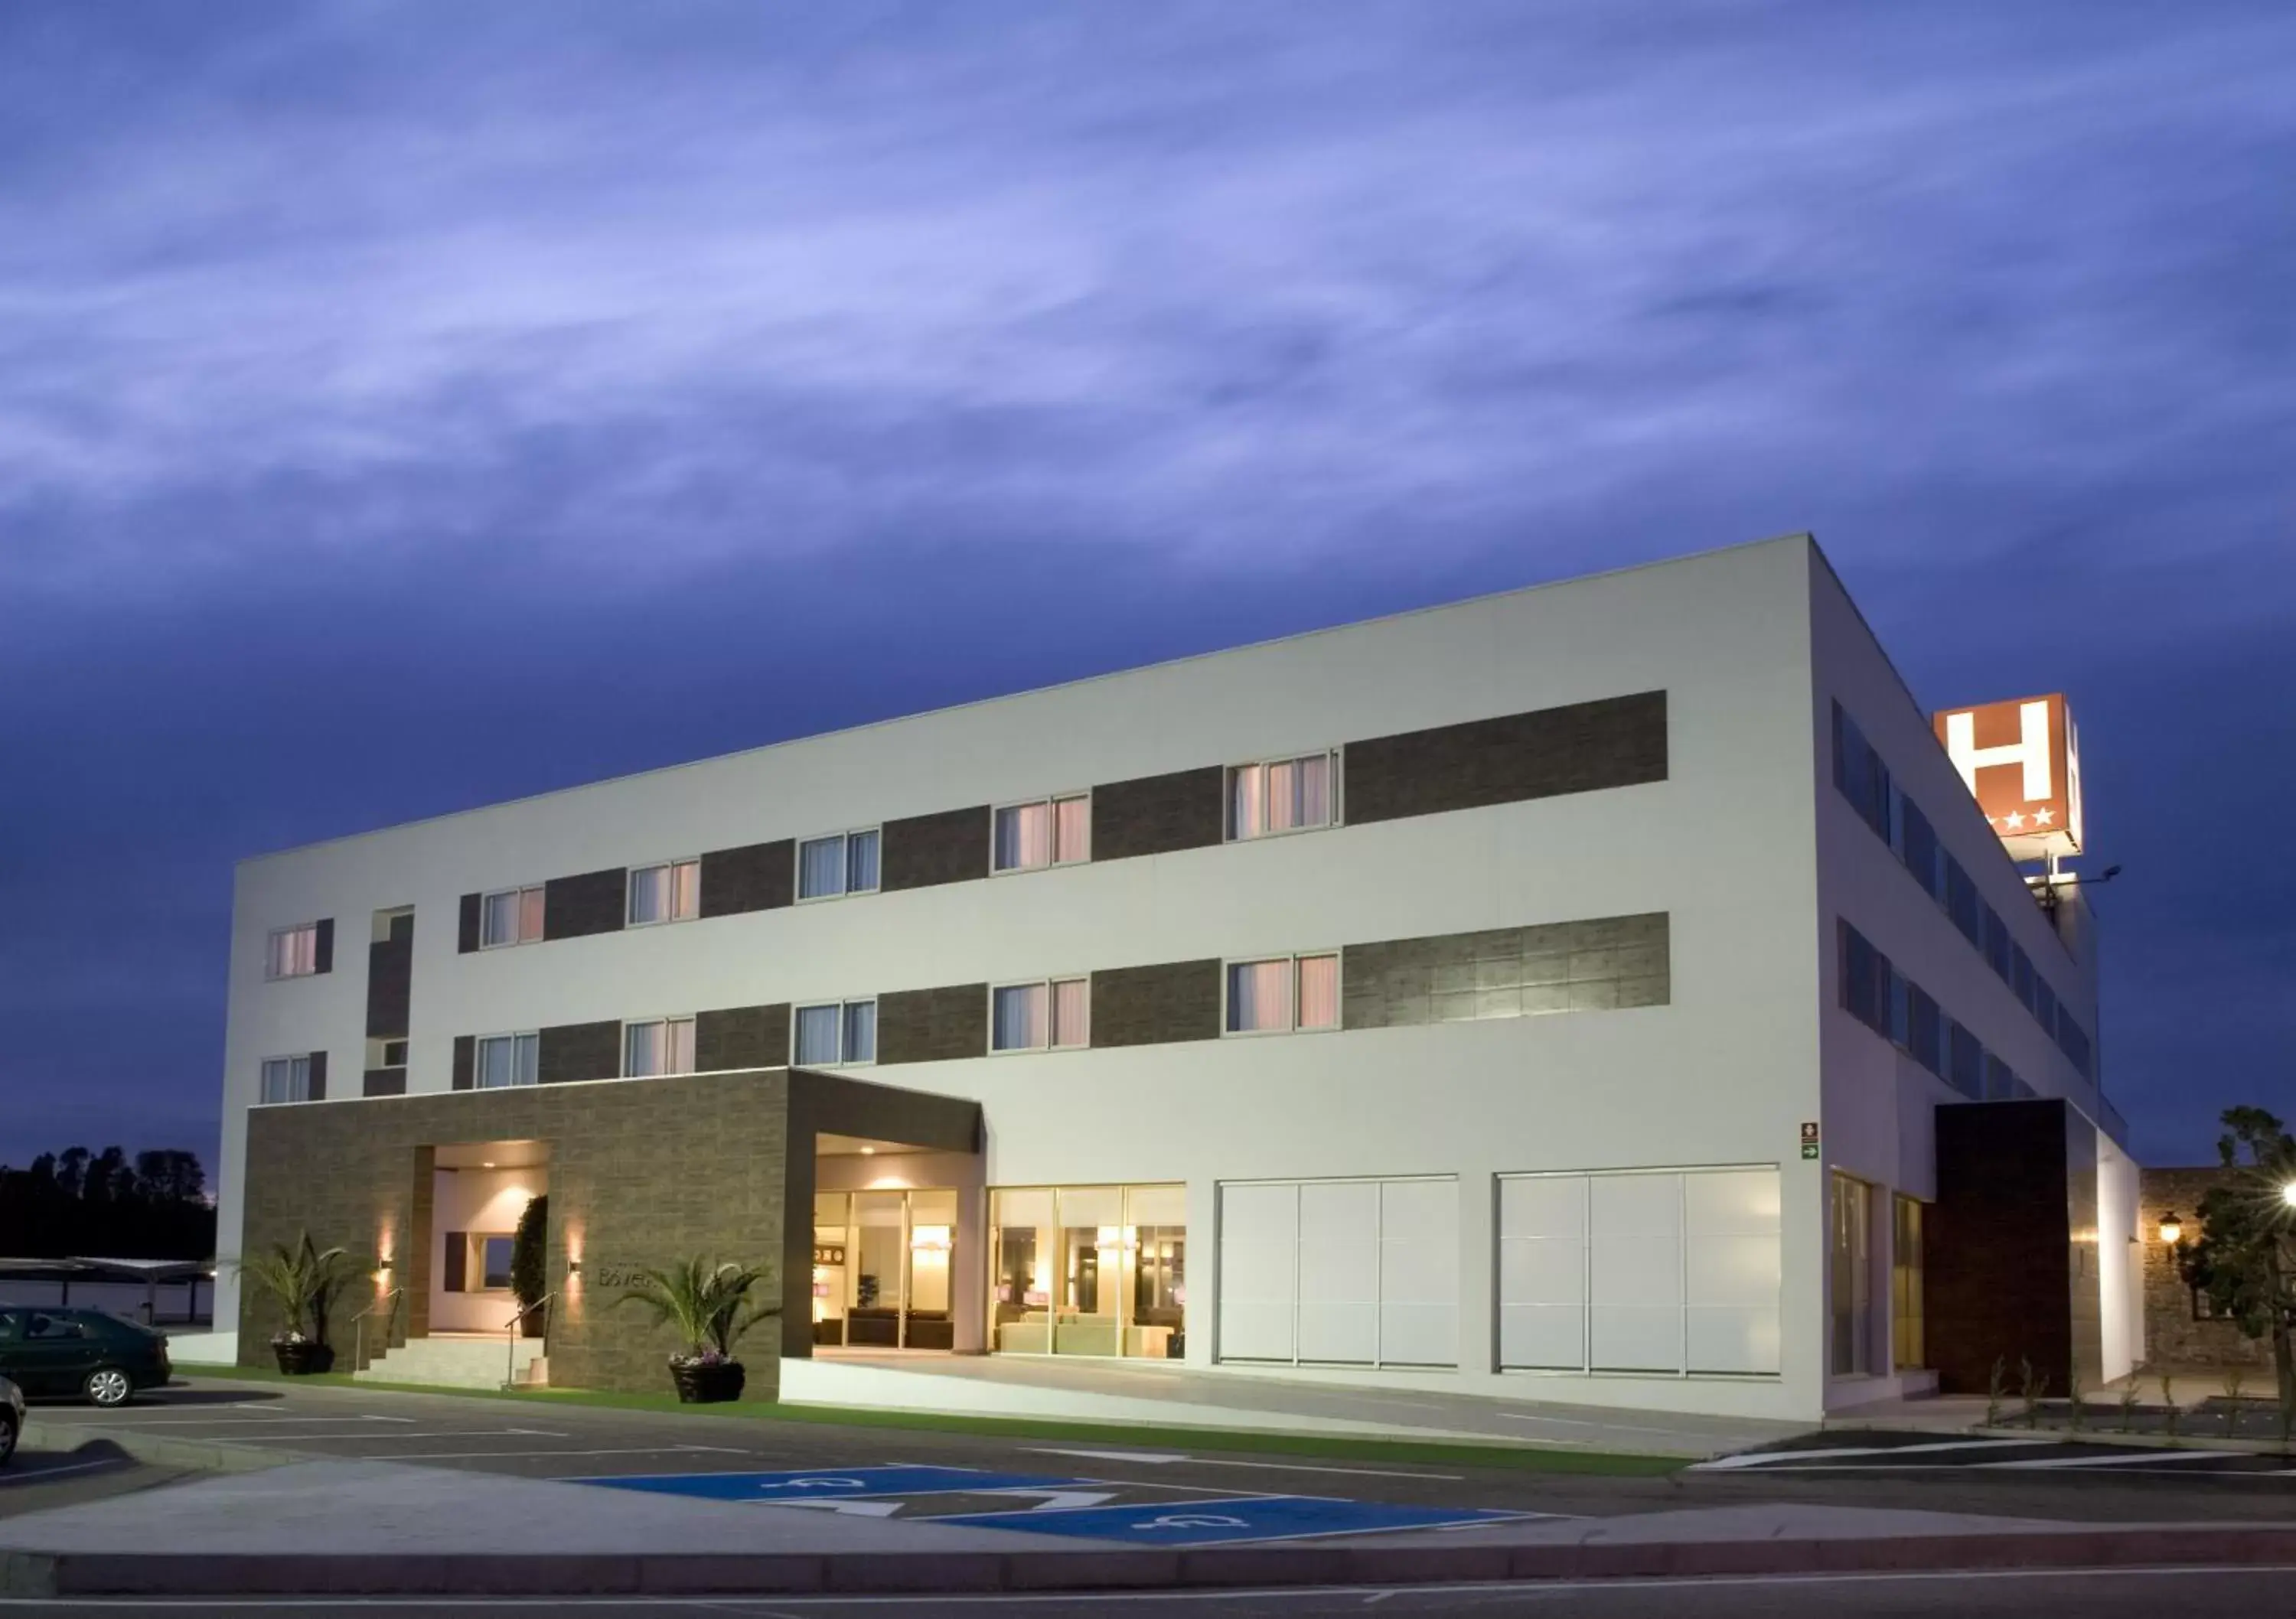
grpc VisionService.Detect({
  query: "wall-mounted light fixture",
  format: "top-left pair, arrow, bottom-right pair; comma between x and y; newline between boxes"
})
566,1256 -> 583,1276
2281,1181 -> 2296,1210
2157,1210 -> 2183,1246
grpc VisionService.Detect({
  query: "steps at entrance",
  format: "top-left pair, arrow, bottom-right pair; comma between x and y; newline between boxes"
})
358,1333 -> 546,1389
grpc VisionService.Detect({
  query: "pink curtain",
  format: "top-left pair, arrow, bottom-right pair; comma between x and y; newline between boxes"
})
672,859 -> 700,920
1055,795 -> 1091,862
1052,978 -> 1090,1046
1296,954 -> 1339,1028
519,886 -> 546,942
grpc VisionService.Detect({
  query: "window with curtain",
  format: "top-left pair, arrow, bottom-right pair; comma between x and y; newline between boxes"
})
799,829 -> 881,900
628,860 -> 700,926
1226,751 -> 1339,840
1226,954 -> 1340,1034
994,795 -> 1090,872
794,1000 -> 875,1065
259,1055 -> 311,1104
266,924 -> 319,979
991,979 -> 1090,1052
481,886 -> 546,948
476,1032 -> 539,1088
623,1016 -> 696,1077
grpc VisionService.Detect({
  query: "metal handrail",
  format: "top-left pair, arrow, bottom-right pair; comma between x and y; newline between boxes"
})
503,1292 -> 556,1389
350,1288 -> 403,1375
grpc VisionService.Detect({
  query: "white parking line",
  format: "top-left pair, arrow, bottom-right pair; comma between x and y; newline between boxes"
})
45,1413 -> 416,1427
1981,1448 -> 2251,1469
181,1427 -> 572,1443
0,1458 -> 128,1487
1693,1438 -> 2051,1470
1021,1446 -> 1459,1481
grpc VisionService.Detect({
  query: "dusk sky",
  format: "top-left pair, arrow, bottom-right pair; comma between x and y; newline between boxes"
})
2,3 -> 2290,1176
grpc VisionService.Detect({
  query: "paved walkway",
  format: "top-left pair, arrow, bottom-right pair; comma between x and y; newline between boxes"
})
789,1351 -> 1809,1458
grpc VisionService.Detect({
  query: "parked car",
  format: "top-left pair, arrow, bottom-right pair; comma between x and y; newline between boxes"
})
0,1309 -> 172,1406
0,1373 -> 22,1464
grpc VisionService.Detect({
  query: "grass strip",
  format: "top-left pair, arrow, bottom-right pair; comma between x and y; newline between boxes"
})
181,1363 -> 1683,1475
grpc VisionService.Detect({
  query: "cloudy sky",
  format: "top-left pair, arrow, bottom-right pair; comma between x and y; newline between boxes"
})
2,2 -> 2290,1174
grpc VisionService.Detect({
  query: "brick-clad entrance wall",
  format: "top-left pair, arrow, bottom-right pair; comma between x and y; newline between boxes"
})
2139,1166 -> 2275,1375
239,1070 -> 795,1398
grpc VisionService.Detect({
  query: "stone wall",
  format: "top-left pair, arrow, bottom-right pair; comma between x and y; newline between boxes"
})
2139,1165 -> 2275,1375
239,1069 -> 793,1398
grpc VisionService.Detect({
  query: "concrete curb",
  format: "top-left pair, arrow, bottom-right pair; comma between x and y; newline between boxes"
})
8,1527 -> 2296,1598
19,1419 -> 292,1475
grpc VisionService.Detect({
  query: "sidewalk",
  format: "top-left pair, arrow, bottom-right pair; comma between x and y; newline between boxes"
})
5,1454 -> 2296,1598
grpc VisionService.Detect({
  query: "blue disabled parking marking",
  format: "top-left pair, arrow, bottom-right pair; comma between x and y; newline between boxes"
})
938,1493 -> 1534,1546
571,1464 -> 1078,1502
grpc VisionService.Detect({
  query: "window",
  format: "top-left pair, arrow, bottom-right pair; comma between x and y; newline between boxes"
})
468,1234 -> 516,1292
627,860 -> 700,926
1981,905 -> 2011,983
1227,751 -> 1339,840
798,829 -> 881,900
266,924 -> 320,979
1830,1172 -> 1874,1376
1894,797 -> 1942,901
623,1016 -> 696,1077
2056,1011 -> 2092,1077
259,1055 -> 312,1104
1906,985 -> 1942,1077
990,979 -> 1091,1052
1891,1196 -> 1926,1371
1225,954 -> 1339,1034
481,886 -> 546,948
2011,944 -> 2036,1015
1946,1019 -> 1983,1099
381,1039 -> 409,1067
1497,1166 -> 1782,1376
1830,705 -> 1890,842
1838,922 -> 1885,1032
477,1031 -> 540,1088
990,1184 -> 1186,1357
993,796 -> 1090,872
1983,1053 -> 2020,1102
1942,856 -> 1981,947
1219,1177 -> 1458,1368
794,999 -> 876,1067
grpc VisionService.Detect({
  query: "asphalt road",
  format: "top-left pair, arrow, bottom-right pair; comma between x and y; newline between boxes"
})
9,1375 -> 2293,1530
2,1568 -> 2295,1617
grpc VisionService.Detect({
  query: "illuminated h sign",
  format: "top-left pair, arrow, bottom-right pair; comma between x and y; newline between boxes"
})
1933,693 -> 2082,861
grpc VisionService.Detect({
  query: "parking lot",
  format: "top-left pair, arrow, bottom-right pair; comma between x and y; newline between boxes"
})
9,1375 -> 2294,1539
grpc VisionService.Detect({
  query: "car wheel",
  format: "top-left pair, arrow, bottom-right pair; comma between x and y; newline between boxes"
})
0,1412 -> 17,1465
83,1367 -> 134,1408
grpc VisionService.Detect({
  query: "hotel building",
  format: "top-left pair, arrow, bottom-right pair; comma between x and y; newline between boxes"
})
213,533 -> 2135,1419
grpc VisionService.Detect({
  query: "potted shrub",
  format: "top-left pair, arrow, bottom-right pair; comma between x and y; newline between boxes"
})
615,1257 -> 778,1403
510,1195 -> 550,1339
236,1232 -> 362,1374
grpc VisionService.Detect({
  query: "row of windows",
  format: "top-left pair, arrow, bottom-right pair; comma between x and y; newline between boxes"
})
1838,920 -> 2037,1103
465,752 -> 1348,949
1831,703 -> 2092,1079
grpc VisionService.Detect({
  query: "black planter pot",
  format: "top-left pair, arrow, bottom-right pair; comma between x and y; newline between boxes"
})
274,1340 -> 336,1376
670,1360 -> 745,1404
517,1306 -> 546,1340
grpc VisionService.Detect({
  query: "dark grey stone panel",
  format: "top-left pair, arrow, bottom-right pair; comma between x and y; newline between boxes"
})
306,1050 -> 328,1102
362,1067 -> 408,1098
451,1035 -> 475,1091
696,1003 -> 791,1073
1342,913 -> 1668,1031
1345,691 -> 1668,825
1091,959 -> 1223,1048
1091,766 -> 1226,862
538,1019 -> 623,1085
701,839 -> 794,919
882,806 -> 990,891
366,930 -> 413,1040
457,893 -> 481,954
876,984 -> 990,1064
313,919 -> 334,976
545,868 -> 628,940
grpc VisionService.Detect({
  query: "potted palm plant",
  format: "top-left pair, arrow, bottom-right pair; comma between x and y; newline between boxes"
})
615,1257 -> 778,1402
236,1232 -> 363,1374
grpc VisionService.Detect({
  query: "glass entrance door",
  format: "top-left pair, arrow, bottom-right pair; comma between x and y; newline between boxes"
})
811,1188 -> 957,1350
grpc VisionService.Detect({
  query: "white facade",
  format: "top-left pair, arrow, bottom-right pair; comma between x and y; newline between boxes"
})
216,534 -> 2123,1421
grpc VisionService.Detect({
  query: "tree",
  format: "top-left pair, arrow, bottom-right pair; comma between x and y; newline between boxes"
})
2181,1106 -> 2296,1415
